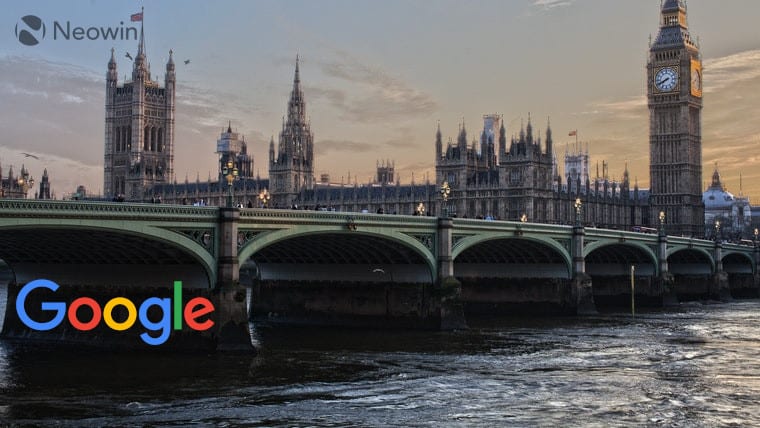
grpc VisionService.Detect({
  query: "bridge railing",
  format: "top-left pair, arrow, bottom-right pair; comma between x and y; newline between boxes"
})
0,199 -> 219,220
239,207 -> 438,228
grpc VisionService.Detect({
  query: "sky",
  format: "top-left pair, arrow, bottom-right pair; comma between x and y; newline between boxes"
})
1,0 -> 760,201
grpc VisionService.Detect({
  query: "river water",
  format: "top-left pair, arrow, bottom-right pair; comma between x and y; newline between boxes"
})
1,285 -> 760,426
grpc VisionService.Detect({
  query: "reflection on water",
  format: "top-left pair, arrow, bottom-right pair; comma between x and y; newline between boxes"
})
1,300 -> 760,425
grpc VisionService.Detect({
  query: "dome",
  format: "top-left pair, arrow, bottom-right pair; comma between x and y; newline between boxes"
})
702,165 -> 735,209
703,187 -> 735,209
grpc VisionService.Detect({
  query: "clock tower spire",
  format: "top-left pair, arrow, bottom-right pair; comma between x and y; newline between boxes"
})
648,0 -> 703,237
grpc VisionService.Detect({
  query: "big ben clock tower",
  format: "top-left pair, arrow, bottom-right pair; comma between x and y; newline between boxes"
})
648,0 -> 704,237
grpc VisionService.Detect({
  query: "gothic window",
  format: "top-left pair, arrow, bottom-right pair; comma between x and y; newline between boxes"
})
157,128 -> 164,152
144,127 -> 150,151
510,169 -> 521,185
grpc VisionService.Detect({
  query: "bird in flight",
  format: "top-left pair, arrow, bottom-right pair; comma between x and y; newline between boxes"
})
21,152 -> 39,160
184,59 -> 190,65
125,52 -> 133,60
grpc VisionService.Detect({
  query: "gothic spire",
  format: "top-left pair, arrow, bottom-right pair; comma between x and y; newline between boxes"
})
287,55 -> 306,124
498,115 -> 506,156
133,7 -> 149,76
435,121 -> 443,158
545,117 -> 553,155
137,7 -> 145,57
526,113 -> 533,145
107,47 -> 117,81
653,0 -> 694,49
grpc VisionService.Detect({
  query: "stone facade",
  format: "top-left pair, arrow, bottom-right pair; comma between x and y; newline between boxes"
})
104,22 -> 175,200
144,2 -> 714,236
647,0 -> 704,236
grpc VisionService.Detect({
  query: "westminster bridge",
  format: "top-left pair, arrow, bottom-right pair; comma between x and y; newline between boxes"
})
0,199 -> 757,350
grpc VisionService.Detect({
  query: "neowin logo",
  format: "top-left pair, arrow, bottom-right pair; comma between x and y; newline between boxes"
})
14,15 -> 138,46
15,15 -> 46,46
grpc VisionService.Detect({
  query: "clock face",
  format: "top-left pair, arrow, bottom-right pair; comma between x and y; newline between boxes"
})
655,67 -> 678,92
691,69 -> 701,91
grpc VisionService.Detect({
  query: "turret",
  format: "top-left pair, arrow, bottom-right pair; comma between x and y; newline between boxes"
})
545,118 -> 553,156
435,122 -> 442,159
498,116 -> 506,158
525,113 -> 533,146
457,120 -> 467,150
107,48 -> 117,83
269,136 -> 275,165
132,9 -> 149,80
165,49 -> 176,84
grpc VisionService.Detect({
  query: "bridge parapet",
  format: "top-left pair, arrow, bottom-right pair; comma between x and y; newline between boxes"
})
0,199 -> 218,221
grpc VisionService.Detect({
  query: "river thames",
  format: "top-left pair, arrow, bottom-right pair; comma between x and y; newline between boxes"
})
1,289 -> 760,426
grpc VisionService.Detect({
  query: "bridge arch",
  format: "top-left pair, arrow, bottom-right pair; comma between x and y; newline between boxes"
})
666,247 -> 714,275
452,235 -> 572,279
722,251 -> 755,275
238,228 -> 436,283
584,241 -> 658,276
0,223 -> 216,289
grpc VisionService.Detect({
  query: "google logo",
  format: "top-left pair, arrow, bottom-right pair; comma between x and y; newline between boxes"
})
16,279 -> 215,346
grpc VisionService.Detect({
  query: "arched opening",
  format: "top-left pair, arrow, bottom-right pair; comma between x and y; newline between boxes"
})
585,243 -> 657,306
0,228 -> 211,289
668,249 -> 714,301
0,227 -> 214,345
454,238 -> 572,315
723,252 -> 757,298
243,232 -> 434,327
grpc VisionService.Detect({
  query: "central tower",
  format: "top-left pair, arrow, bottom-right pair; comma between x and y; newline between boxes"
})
648,0 -> 703,236
269,56 -> 314,208
104,19 -> 175,200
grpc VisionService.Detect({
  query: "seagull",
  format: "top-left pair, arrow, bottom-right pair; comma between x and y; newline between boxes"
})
125,52 -> 133,60
21,152 -> 39,160
184,59 -> 190,65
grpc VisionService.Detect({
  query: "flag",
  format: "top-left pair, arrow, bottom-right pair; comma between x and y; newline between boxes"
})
130,12 -> 143,22
568,130 -> 577,137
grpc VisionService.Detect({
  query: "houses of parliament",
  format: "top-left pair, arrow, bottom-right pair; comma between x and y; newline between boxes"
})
99,0 -> 706,236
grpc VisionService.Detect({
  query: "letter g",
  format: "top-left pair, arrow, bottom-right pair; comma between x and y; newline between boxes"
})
16,279 -> 65,331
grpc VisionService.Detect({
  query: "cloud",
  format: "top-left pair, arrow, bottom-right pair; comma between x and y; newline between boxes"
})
0,55 -> 271,195
589,96 -> 647,119
313,52 -> 438,122
703,49 -> 760,94
532,0 -> 575,10
314,139 -> 375,156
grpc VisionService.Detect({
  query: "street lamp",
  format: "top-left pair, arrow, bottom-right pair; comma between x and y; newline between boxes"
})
222,160 -> 238,208
258,188 -> 271,208
520,213 -> 528,223
440,181 -> 451,217
574,198 -> 582,226
416,202 -> 425,216
754,228 -> 759,247
714,219 -> 721,242
17,174 -> 35,199
658,211 -> 666,236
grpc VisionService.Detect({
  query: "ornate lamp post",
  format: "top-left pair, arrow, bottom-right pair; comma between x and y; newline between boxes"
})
258,188 -> 271,208
658,211 -> 666,237
574,198 -> 582,227
754,228 -> 759,247
714,219 -> 721,242
520,213 -> 528,223
416,202 -> 425,216
222,160 -> 238,208
17,174 -> 35,199
440,181 -> 451,217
